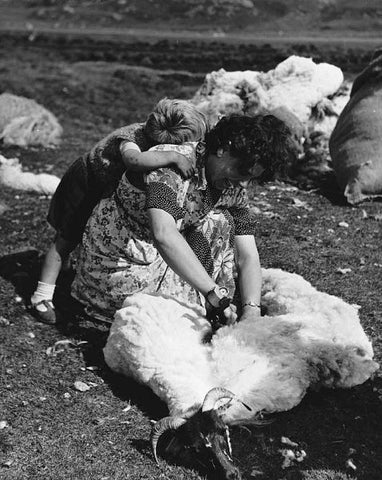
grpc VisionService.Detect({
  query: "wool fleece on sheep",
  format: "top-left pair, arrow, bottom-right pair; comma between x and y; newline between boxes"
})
104,268 -> 378,424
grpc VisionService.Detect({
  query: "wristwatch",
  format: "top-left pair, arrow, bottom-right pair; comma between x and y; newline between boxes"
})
206,285 -> 231,310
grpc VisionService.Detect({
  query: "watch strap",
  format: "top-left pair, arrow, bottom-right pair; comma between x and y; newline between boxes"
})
206,287 -> 231,310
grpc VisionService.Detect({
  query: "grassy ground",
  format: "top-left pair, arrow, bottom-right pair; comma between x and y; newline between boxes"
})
0,36 -> 382,480
2,0 -> 382,37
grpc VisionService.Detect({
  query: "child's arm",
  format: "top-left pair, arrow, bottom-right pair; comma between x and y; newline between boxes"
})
120,141 -> 195,178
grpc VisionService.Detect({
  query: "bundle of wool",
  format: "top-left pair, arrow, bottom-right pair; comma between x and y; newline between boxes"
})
192,56 -> 346,129
191,56 -> 350,184
104,268 -> 378,424
0,93 -> 63,148
0,155 -> 60,195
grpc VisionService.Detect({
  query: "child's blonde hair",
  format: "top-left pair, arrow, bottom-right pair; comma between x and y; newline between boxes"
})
144,98 -> 208,144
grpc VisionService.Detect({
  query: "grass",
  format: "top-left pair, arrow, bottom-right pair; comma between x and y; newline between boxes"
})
2,0 -> 382,37
0,35 -> 382,480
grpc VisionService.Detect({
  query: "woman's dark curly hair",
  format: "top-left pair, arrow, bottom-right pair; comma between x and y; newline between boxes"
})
205,114 -> 297,182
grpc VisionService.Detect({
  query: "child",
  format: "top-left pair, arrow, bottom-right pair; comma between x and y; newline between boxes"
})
30,98 -> 208,324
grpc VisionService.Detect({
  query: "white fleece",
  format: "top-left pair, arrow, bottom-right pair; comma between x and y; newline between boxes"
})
104,268 -> 378,424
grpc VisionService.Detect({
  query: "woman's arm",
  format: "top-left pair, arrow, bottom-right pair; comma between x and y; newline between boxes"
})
234,234 -> 262,319
120,142 -> 195,178
147,208 -> 217,296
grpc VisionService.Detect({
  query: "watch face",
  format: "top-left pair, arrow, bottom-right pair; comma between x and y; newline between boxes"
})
219,287 -> 229,297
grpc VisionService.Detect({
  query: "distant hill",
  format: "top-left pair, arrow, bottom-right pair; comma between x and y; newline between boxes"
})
1,0 -> 382,38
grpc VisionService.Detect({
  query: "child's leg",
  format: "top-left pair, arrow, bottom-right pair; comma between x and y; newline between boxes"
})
39,235 -> 75,284
30,235 -> 76,323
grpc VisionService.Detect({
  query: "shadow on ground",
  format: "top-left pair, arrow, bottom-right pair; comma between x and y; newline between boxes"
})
0,248 -> 170,418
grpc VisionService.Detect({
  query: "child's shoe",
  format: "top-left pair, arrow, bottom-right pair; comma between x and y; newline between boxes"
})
29,300 -> 56,325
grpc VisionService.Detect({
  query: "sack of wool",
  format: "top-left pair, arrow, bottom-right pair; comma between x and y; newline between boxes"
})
329,50 -> 382,204
0,155 -> 60,195
0,93 -> 63,148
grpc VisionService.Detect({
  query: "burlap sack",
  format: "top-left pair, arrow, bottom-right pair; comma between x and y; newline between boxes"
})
329,50 -> 382,204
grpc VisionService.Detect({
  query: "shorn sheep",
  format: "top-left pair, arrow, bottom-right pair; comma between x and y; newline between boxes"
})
104,268 -> 378,479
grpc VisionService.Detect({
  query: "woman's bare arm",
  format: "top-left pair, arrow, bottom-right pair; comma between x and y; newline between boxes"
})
235,235 -> 262,318
147,208 -> 217,296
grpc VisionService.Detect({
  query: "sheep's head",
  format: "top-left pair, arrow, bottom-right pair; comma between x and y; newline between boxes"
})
151,387 -> 251,480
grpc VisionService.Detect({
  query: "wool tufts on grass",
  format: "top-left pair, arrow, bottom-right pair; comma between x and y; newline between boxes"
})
104,268 -> 378,424
0,155 -> 60,195
0,93 -> 63,148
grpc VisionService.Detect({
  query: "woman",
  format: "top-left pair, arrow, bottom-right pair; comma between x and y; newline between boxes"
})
30,98 -> 206,324
71,114 -> 294,325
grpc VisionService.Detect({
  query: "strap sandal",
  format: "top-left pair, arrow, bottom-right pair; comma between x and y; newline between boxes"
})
29,300 -> 56,325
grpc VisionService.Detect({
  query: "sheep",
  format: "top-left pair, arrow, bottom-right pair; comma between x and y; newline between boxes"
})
104,268 -> 378,478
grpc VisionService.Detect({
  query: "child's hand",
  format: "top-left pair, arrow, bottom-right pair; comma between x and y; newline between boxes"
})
173,152 -> 196,179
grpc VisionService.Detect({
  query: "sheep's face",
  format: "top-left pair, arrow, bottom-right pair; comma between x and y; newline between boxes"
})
152,388 -> 245,479
180,410 -> 242,480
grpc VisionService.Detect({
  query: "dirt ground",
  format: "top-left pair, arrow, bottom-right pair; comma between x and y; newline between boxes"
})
0,33 -> 382,480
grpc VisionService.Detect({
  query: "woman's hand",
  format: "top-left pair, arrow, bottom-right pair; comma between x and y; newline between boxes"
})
223,304 -> 238,326
206,303 -> 237,331
240,304 -> 261,322
172,152 -> 196,179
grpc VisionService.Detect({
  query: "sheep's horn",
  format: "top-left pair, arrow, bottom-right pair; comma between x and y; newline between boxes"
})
202,387 -> 252,413
151,416 -> 187,464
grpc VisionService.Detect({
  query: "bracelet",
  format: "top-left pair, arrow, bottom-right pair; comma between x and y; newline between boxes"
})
242,301 -> 261,309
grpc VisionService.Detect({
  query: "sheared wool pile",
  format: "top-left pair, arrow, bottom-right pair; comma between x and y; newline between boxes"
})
0,93 -> 63,148
104,268 -> 378,424
0,155 -> 60,195
191,56 -> 351,184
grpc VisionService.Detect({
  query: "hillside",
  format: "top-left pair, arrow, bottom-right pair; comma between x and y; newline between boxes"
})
1,0 -> 382,38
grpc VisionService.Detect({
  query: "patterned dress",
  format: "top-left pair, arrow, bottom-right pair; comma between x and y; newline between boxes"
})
71,142 -> 257,322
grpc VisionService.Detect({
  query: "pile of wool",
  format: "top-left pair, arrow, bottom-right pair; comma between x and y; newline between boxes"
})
0,93 -> 63,148
0,155 -> 60,195
104,268 -> 378,424
191,56 -> 351,186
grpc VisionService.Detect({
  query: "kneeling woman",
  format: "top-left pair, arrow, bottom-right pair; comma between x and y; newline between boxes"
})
71,114 -> 294,325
